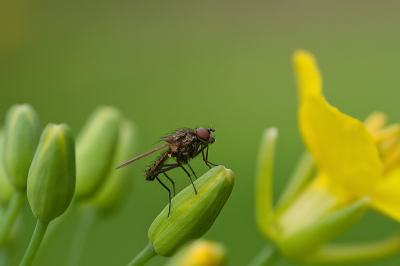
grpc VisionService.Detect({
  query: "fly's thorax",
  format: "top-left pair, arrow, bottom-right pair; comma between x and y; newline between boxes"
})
163,128 -> 196,144
170,144 -> 179,153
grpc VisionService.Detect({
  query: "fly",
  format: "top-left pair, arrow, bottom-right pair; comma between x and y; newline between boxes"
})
116,127 -> 218,217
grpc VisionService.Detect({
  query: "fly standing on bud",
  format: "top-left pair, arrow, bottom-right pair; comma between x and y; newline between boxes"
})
116,127 -> 218,217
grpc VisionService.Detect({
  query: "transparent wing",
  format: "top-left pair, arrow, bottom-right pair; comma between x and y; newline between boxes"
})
115,143 -> 170,169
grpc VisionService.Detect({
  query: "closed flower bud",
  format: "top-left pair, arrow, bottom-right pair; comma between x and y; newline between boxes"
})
88,119 -> 136,214
165,239 -> 226,266
149,166 -> 234,257
27,124 -> 75,222
75,107 -> 121,199
1,104 -> 41,190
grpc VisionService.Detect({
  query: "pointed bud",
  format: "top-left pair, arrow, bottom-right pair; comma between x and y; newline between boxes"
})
27,124 -> 75,221
255,127 -> 278,238
165,239 -> 226,266
1,104 -> 41,190
75,107 -> 121,199
88,119 -> 136,214
278,196 -> 370,259
149,166 -> 234,257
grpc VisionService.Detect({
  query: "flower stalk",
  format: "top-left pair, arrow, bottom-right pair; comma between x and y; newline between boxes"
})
19,220 -> 49,266
248,242 -> 279,266
0,190 -> 25,248
127,242 -> 157,266
66,207 -> 98,266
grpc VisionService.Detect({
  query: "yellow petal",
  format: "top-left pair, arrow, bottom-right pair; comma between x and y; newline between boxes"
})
371,167 -> 400,222
293,50 -> 322,103
293,50 -> 383,200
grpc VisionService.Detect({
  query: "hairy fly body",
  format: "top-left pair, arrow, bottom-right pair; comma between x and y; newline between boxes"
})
116,127 -> 218,216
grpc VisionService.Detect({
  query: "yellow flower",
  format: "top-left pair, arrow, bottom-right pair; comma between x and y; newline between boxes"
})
292,49 -> 400,222
164,239 -> 226,266
364,111 -> 400,220
255,50 -> 400,263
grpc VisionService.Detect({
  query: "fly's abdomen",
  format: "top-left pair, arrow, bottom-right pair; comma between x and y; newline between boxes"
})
146,152 -> 170,181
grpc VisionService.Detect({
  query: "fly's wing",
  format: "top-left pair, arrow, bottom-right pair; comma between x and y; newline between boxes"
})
115,143 -> 170,169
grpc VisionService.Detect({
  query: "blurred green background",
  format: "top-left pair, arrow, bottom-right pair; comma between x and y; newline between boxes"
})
2,0 -> 400,265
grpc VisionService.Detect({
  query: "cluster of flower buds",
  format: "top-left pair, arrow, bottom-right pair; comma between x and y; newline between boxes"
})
0,104 -> 77,260
0,104 -> 138,266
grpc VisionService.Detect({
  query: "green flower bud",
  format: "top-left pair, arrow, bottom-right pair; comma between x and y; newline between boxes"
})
88,119 -> 136,214
304,235 -> 400,264
165,239 -> 227,266
1,104 -> 41,190
255,127 -> 277,238
75,107 -> 121,199
27,124 -> 75,222
0,129 -> 13,205
278,196 -> 370,259
149,166 -> 234,257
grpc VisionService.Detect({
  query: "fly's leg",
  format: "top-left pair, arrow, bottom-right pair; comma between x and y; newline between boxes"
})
187,163 -> 198,179
202,145 -> 219,168
178,163 -> 197,195
155,176 -> 172,217
151,164 -> 180,216
190,142 -> 201,158
160,162 -> 198,195
200,145 -> 210,168
158,164 -> 180,172
163,172 -> 176,196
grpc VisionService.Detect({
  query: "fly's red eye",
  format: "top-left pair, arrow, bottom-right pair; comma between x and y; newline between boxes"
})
196,127 -> 210,141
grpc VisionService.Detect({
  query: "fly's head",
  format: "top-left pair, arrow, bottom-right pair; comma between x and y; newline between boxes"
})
195,127 -> 216,145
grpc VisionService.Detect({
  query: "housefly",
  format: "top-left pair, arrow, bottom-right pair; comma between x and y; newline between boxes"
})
116,127 -> 218,217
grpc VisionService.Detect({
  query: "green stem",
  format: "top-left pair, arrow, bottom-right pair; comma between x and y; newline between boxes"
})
0,245 -> 8,266
0,190 -> 25,248
127,242 -> 157,266
66,207 -> 97,266
248,243 -> 280,266
19,219 -> 50,266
